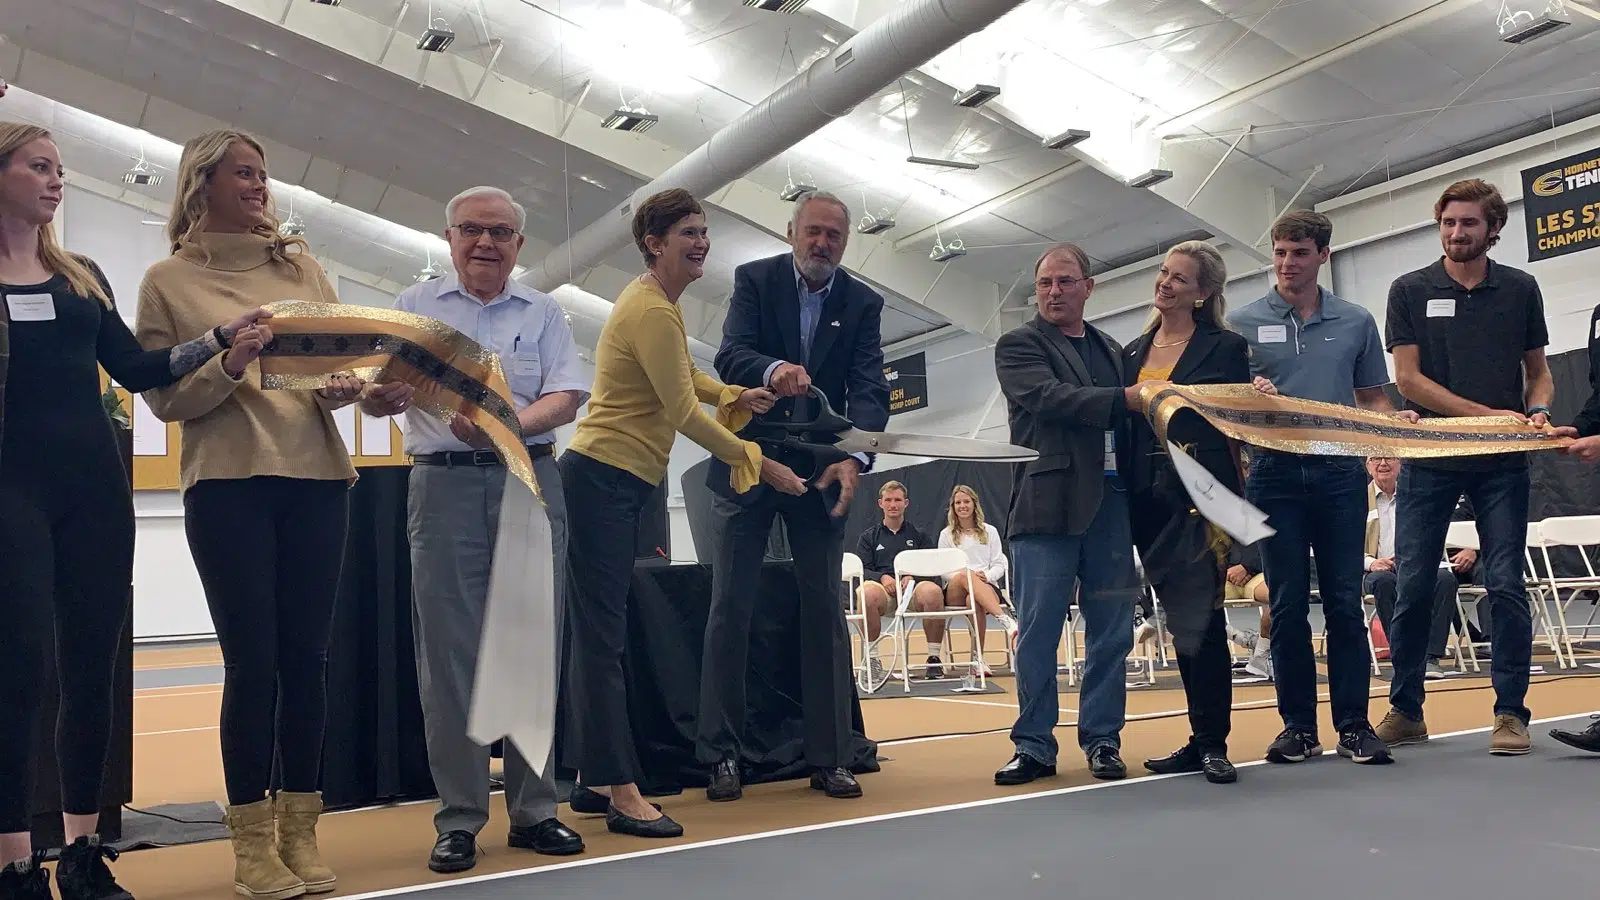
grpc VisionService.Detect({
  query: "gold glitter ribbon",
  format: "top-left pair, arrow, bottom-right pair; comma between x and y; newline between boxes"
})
1135,383 -> 1574,458
255,300 -> 541,501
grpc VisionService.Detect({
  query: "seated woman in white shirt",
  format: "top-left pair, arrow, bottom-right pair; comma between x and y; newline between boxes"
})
937,485 -> 1019,672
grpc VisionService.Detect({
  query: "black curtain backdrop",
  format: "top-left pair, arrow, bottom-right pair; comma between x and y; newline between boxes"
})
316,466 -> 874,811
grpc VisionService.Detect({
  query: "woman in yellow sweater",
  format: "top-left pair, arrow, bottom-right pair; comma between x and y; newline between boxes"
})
560,189 -> 804,839
135,131 -> 405,900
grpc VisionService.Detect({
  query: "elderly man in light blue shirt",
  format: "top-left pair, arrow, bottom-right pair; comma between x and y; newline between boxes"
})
368,186 -> 589,874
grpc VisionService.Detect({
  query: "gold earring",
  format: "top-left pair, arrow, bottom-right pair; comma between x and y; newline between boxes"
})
1195,299 -> 1205,308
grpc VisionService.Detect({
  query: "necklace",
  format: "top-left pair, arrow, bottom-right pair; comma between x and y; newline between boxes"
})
1152,336 -> 1191,348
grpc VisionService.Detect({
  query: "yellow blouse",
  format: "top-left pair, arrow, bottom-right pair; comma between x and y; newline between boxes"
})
566,277 -> 762,492
1137,363 -> 1175,384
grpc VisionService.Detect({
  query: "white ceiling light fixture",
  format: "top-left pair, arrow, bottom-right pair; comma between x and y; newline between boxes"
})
122,156 -> 160,187
1042,128 -> 1090,150
907,155 -> 979,171
417,19 -> 455,52
857,212 -> 895,235
953,84 -> 1001,108
929,236 -> 966,262
1498,1 -> 1572,43
743,0 -> 810,11
308,0 -> 340,6
1125,168 -> 1174,189
602,107 -> 659,132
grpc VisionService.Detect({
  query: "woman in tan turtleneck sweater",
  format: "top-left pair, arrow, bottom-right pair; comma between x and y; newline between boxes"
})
134,131 -> 404,900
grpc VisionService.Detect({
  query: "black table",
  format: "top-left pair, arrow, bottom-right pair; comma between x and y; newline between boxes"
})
318,466 -> 877,810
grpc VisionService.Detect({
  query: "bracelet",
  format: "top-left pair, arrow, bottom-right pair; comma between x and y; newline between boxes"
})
214,325 -> 232,349
1528,405 -> 1550,417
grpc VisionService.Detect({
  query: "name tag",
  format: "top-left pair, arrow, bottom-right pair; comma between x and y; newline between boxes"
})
1426,298 -> 1456,318
5,293 -> 55,322
1593,317 -> 1599,340
1257,325 -> 1287,344
1104,431 -> 1117,474
513,350 -> 540,377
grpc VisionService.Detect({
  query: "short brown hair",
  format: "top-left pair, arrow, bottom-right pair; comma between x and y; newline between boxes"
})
1434,178 -> 1508,246
1033,242 -> 1092,279
1270,209 -> 1333,250
632,188 -> 704,266
878,481 -> 907,499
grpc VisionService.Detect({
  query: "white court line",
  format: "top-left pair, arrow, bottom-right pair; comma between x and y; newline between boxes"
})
322,709 -> 1600,900
134,688 -> 223,700
134,725 -> 218,737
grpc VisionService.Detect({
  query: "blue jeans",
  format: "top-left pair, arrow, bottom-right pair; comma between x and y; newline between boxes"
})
1392,463 -> 1532,723
1246,451 -> 1371,735
1009,478 -> 1138,765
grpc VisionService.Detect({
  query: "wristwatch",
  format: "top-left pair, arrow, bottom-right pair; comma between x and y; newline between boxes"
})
1527,405 -> 1550,418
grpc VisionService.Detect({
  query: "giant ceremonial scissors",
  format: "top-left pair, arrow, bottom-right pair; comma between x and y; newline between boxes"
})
740,385 -> 1039,466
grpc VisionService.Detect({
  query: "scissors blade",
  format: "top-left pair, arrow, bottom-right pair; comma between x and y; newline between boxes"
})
832,429 -> 1039,462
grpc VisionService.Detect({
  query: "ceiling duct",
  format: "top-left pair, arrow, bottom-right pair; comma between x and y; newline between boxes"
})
520,0 -> 1030,293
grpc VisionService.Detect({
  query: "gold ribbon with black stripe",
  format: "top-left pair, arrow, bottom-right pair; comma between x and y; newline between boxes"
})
255,300 -> 540,501
1136,383 -> 1573,458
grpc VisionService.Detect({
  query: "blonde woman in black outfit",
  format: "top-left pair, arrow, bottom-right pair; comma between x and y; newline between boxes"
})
0,122 -> 267,900
1119,240 -> 1250,785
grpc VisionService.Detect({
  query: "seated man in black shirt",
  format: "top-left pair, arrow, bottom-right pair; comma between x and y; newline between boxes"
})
856,481 -> 947,677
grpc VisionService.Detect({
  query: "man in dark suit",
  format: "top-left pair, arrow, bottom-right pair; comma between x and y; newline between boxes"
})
992,243 -> 1144,786
696,190 -> 891,802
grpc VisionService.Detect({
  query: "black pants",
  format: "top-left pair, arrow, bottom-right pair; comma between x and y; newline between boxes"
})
558,450 -> 658,786
696,489 -> 852,768
0,461 -> 133,833
184,476 -> 348,806
1367,568 -> 1458,661
1130,490 -> 1232,754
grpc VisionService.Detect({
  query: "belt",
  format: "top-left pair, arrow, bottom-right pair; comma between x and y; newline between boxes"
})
413,443 -> 553,468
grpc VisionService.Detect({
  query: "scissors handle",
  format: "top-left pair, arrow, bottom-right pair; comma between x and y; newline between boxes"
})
765,385 -> 854,436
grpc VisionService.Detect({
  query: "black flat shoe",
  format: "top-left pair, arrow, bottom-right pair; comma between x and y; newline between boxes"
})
567,782 -> 612,814
428,830 -> 477,874
707,758 -> 742,802
1550,716 -> 1600,753
1087,745 -> 1127,780
1143,744 -> 1202,775
605,806 -> 683,839
508,818 -> 584,856
809,767 -> 863,799
994,753 -> 1056,785
1201,751 -> 1237,784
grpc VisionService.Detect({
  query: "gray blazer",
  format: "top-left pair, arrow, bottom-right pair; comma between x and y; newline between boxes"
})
994,314 -> 1127,539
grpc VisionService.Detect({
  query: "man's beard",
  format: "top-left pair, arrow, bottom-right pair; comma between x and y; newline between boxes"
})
797,254 -> 836,284
1444,236 -> 1488,263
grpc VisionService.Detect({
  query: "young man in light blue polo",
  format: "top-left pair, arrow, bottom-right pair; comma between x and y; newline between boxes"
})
1231,210 -> 1417,768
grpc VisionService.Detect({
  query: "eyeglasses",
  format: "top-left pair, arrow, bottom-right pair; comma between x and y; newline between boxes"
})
452,223 -> 520,242
1036,276 -> 1086,292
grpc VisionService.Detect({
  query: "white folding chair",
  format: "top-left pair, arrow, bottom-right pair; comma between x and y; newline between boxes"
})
1524,522 -> 1570,668
892,548 -> 984,692
841,552 -> 871,690
1445,520 -> 1488,671
1531,516 -> 1600,665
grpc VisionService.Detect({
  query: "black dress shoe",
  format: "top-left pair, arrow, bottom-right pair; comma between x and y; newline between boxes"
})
1201,751 -> 1237,784
1143,744 -> 1202,775
428,830 -> 477,873
994,753 -> 1056,786
707,758 -> 743,802
1087,745 -> 1127,780
508,818 -> 584,856
809,767 -> 863,798
605,806 -> 684,839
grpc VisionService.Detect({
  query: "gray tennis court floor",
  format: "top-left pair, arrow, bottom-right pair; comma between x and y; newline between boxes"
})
336,712 -> 1600,900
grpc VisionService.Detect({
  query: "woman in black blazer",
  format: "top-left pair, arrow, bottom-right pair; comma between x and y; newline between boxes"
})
1120,240 -> 1251,784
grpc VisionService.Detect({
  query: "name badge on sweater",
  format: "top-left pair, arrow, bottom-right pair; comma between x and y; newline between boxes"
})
1104,431 -> 1117,474
4,293 -> 55,322
1426,298 -> 1456,318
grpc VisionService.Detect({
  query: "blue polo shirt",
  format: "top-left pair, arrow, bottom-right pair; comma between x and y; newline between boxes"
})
1229,287 -> 1388,407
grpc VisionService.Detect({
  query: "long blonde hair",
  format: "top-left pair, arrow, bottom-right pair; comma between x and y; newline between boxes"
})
946,485 -> 990,544
166,129 -> 306,275
1143,239 -> 1228,333
0,122 -> 111,308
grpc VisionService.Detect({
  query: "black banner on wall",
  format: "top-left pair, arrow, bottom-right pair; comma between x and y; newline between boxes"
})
885,352 -> 928,416
1521,145 -> 1600,262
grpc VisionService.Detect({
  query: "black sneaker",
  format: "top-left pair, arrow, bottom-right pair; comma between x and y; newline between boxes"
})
0,854 -> 52,900
55,836 -> 133,900
1337,722 -> 1394,765
1265,728 -> 1322,764
924,656 -> 944,679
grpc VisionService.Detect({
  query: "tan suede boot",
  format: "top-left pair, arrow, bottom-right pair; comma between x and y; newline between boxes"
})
275,792 -> 336,894
225,798 -> 306,900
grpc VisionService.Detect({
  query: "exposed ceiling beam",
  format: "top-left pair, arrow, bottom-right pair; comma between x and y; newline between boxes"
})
892,161 -> 1082,250
1155,0 -> 1480,136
